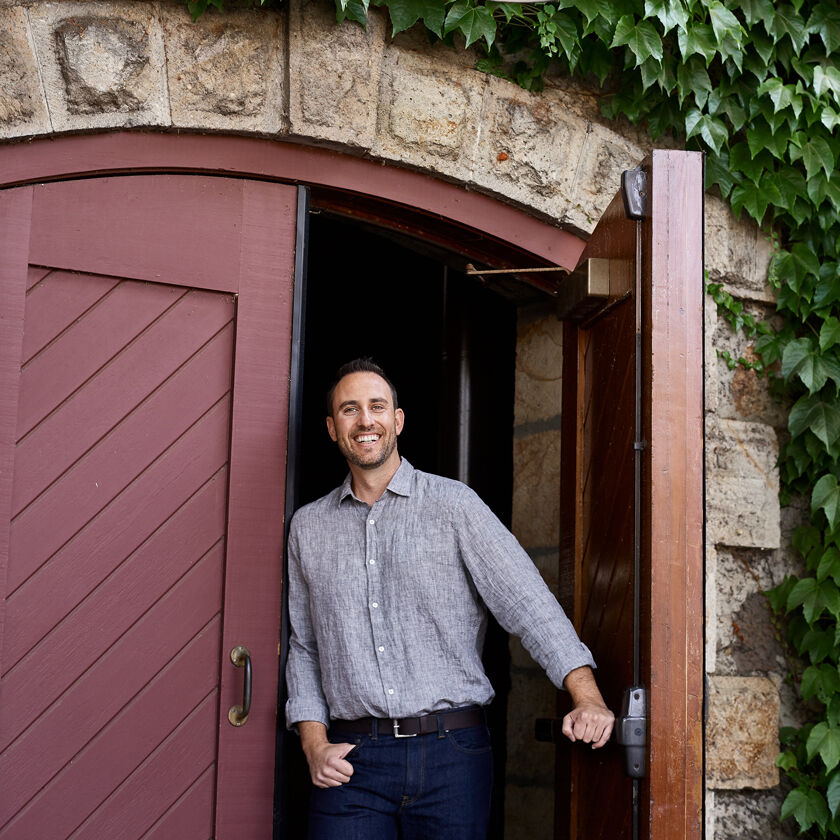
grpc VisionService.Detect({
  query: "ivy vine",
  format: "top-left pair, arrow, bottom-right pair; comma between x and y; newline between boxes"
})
189,0 -> 840,833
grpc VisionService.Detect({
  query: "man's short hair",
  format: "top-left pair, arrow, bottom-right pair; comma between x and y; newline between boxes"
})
326,358 -> 399,417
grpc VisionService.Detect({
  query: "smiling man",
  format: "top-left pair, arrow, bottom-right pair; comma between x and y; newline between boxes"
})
285,358 -> 614,840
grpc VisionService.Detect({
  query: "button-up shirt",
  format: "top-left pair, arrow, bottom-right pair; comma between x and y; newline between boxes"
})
285,458 -> 595,727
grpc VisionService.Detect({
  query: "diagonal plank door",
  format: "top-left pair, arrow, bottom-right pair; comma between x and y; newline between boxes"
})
558,151 -> 704,840
0,176 -> 297,839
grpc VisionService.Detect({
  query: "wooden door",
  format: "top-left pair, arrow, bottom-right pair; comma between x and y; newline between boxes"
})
558,151 -> 704,839
0,176 -> 297,839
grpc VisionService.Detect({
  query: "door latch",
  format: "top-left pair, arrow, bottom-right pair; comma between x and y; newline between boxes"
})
616,686 -> 646,778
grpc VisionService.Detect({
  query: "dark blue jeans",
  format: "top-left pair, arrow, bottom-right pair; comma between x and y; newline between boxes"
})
308,719 -> 493,839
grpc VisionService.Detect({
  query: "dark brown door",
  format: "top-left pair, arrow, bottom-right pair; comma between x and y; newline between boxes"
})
0,176 -> 297,839
558,151 -> 704,839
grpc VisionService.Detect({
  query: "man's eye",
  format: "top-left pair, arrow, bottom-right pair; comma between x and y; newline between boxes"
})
371,405 -> 385,412
343,407 -> 358,415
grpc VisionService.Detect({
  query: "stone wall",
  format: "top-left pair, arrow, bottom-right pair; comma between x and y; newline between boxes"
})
0,0 -> 794,836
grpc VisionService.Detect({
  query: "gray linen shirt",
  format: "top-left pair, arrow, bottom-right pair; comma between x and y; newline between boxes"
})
285,458 -> 595,727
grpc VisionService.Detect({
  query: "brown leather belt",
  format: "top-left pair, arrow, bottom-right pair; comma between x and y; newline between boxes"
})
331,706 -> 485,738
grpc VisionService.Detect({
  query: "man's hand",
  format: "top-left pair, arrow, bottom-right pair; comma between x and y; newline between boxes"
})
562,666 -> 615,749
298,721 -> 356,788
562,702 -> 614,748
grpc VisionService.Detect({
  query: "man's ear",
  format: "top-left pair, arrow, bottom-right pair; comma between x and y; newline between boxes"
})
395,407 -> 405,436
326,415 -> 337,442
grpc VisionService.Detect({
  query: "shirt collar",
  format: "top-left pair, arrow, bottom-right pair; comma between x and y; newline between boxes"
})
337,457 -> 414,505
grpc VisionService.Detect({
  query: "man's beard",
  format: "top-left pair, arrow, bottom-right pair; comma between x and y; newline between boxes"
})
338,425 -> 398,470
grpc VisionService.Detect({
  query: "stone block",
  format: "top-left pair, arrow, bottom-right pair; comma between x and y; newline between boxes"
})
514,303 -> 564,427
712,789 -> 796,839
705,542 -> 718,673
705,417 -> 780,548
512,429 -> 561,548
0,6 -> 51,137
711,301 -> 788,428
28,1 -> 168,131
566,120 -> 644,233
706,675 -> 779,789
288,0 -> 384,148
711,547 -> 789,674
706,196 -> 775,303
374,45 -> 484,180
470,76 -> 589,222
162,4 -> 284,133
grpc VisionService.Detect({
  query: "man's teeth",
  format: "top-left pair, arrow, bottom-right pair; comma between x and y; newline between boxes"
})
356,435 -> 380,442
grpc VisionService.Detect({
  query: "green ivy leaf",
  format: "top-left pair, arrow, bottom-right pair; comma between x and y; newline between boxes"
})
777,749 -> 799,771
802,662 -> 840,704
336,0 -> 370,25
677,22 -> 716,64
781,786 -> 830,833
783,337 -> 823,392
768,4 -> 809,54
808,2 -> 840,53
387,0 -> 446,35
739,0 -> 775,28
676,56 -> 711,105
814,473 -> 840,529
643,0 -> 689,33
443,0 -> 497,47
791,394 -> 840,450
822,317 -> 840,352
818,545 -> 840,582
828,769 -> 840,816
809,722 -> 840,772
705,152 -> 736,197
797,136 -> 836,180
708,1 -> 742,48
814,64 -> 840,103
611,15 -> 663,66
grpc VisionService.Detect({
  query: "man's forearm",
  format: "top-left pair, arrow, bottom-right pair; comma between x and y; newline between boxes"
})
562,666 -> 615,748
298,720 -> 329,759
564,665 -> 608,707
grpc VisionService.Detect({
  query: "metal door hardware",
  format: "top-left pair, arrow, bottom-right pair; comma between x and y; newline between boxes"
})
616,686 -> 646,778
228,645 -> 252,727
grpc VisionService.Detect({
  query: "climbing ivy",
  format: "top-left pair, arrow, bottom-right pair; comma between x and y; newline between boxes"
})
189,0 -> 840,832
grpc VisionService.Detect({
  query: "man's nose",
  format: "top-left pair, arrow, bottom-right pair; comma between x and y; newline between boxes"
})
357,409 -> 375,427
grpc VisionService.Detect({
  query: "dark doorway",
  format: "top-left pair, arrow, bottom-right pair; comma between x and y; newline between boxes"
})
280,211 -> 517,837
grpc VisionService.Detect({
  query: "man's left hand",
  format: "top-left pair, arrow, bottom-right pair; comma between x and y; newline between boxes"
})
562,702 -> 614,749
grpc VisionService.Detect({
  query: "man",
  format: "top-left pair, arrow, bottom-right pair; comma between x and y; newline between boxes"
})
286,358 -> 614,839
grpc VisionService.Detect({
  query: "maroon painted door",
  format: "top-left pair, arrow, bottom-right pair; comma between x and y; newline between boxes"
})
0,176 -> 297,839
558,151 -> 704,839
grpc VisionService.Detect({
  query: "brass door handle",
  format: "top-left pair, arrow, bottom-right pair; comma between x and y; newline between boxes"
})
228,646 -> 252,726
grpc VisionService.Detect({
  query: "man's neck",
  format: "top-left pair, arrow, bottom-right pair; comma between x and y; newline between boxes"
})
349,452 -> 402,506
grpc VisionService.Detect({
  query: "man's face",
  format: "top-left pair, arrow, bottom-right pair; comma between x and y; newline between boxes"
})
326,372 -> 404,470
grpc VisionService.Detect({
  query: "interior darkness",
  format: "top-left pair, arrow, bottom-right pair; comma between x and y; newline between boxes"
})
279,211 -> 517,837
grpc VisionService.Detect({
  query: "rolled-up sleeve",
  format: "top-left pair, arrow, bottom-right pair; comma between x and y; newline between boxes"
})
285,517 -> 330,729
453,485 -> 596,689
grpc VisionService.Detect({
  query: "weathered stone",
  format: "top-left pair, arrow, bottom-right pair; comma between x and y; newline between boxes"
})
705,417 -> 780,548
706,195 -> 775,302
288,0 -> 384,148
514,302 -> 564,427
162,5 -> 284,133
0,7 -> 51,137
706,675 -> 779,789
566,121 -> 644,233
713,789 -> 796,839
512,429 -> 561,548
704,294 -> 719,415
374,45 -> 484,179
471,77 -> 588,220
712,302 -> 788,427
706,543 -> 718,673
28,2 -> 168,131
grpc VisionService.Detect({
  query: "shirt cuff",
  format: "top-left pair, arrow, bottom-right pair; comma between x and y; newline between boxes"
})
285,699 -> 331,731
548,645 -> 598,691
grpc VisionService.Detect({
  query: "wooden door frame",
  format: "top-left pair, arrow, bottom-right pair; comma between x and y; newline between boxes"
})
0,134 -> 704,839
560,151 -> 704,839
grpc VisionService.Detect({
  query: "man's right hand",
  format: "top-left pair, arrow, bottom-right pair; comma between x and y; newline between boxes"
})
298,720 -> 356,788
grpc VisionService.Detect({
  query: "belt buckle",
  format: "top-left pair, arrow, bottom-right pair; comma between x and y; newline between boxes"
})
392,719 -> 417,738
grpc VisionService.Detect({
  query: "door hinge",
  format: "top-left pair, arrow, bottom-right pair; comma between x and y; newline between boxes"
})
616,685 -> 647,778
622,166 -> 648,220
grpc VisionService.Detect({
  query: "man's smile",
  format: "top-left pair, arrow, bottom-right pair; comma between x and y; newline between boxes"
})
355,434 -> 381,443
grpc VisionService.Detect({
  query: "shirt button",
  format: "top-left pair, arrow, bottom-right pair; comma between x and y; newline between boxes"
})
369,519 -> 375,525
369,559 -> 375,565
371,602 -> 379,608
388,689 -> 394,695
378,646 -> 385,652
